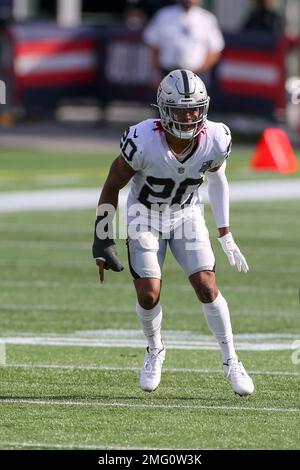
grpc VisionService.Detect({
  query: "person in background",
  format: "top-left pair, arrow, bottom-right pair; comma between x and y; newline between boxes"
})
123,3 -> 147,30
243,0 -> 284,33
142,0 -> 224,87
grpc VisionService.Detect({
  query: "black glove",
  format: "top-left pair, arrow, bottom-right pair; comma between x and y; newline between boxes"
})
92,214 -> 124,272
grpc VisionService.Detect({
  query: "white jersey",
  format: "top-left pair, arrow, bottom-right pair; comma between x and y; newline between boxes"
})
143,5 -> 224,71
120,119 -> 231,221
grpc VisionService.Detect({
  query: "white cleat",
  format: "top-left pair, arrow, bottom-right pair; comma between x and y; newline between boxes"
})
223,358 -> 254,396
140,346 -> 166,392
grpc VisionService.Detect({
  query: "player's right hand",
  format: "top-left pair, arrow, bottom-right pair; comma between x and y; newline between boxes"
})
96,258 -> 106,284
94,244 -> 124,284
93,213 -> 124,284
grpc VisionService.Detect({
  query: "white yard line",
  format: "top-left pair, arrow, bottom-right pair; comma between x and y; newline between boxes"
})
1,260 -> 300,274
0,240 -> 91,250
0,341 -> 294,350
2,329 -> 298,340
0,330 -> 298,351
0,239 -> 298,255
3,363 -> 300,377
0,222 -> 90,234
0,279 -> 297,295
0,240 -> 298,256
0,304 -> 298,319
1,179 -> 300,213
0,304 -> 135,313
0,398 -> 298,413
0,441 -> 156,450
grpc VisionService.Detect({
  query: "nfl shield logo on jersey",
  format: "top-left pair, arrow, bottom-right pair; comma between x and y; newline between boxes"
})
178,167 -> 185,174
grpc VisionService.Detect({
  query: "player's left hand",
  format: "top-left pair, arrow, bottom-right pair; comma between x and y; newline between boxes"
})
218,232 -> 249,273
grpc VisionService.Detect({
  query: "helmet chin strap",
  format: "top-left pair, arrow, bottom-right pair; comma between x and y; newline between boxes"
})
172,125 -> 200,139
172,129 -> 194,139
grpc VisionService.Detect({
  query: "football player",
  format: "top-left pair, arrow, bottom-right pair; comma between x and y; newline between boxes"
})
93,69 -> 254,396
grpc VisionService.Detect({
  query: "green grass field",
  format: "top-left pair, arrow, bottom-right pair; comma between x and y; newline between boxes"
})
0,145 -> 299,450
1,144 -> 300,192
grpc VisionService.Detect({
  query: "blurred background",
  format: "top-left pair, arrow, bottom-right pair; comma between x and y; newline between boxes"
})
0,0 -> 300,138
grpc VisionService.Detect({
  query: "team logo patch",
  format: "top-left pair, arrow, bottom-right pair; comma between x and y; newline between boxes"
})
199,160 -> 213,173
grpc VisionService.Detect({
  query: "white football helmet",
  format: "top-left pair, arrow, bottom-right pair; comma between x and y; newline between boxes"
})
156,69 -> 210,139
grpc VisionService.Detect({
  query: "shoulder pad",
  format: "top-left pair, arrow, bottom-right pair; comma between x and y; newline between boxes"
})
120,123 -> 144,170
214,123 -> 232,159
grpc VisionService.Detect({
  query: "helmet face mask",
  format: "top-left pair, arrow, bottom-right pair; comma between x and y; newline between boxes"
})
157,69 -> 210,139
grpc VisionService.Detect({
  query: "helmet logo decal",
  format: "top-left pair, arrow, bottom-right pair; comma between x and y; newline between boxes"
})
180,69 -> 190,96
